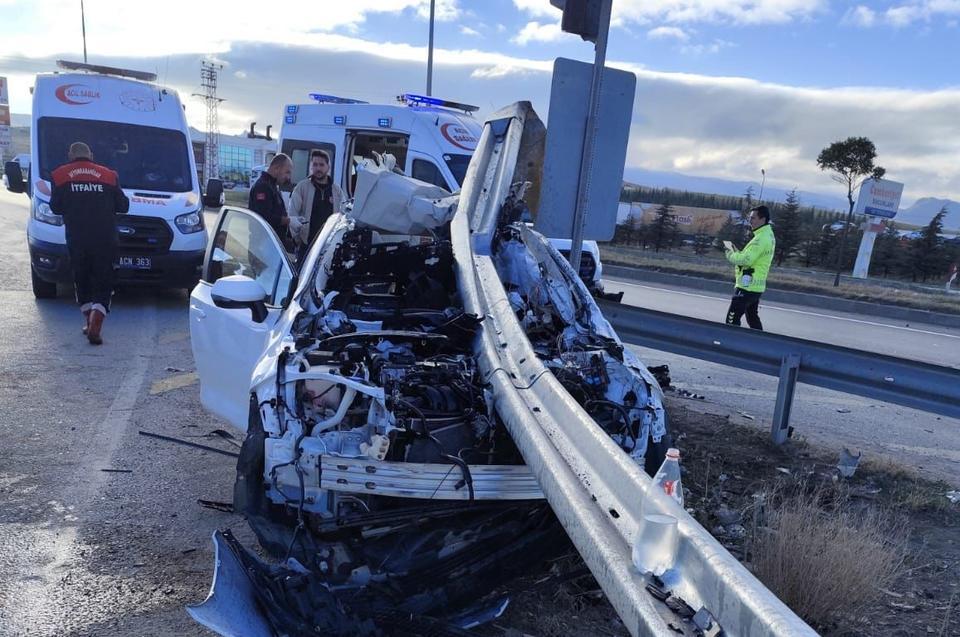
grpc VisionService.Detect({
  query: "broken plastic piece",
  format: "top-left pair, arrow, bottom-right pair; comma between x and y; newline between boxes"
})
837,448 -> 862,478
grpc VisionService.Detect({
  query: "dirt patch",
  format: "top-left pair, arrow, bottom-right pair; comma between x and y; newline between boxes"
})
483,398 -> 959,636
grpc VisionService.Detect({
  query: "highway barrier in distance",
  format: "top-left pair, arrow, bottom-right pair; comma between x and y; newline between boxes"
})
600,300 -> 960,444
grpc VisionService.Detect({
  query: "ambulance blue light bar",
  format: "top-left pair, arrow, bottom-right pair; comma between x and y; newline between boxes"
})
400,93 -> 479,113
378,117 -> 392,128
308,93 -> 368,104
333,115 -> 346,125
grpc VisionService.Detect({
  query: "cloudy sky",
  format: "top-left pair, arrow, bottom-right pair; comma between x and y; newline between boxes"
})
2,0 -> 960,206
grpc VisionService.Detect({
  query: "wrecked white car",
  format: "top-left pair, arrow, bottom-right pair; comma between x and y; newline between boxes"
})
187,108 -> 669,636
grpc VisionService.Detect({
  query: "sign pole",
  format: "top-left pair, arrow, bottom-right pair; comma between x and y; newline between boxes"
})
852,217 -> 881,279
568,0 -> 612,276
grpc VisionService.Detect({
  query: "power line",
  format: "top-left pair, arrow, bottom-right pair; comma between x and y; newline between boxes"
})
191,61 -> 224,181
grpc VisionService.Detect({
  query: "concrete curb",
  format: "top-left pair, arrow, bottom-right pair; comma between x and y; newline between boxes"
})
603,264 -> 960,329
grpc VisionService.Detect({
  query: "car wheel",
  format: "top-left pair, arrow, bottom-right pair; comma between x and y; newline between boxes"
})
31,268 -> 58,299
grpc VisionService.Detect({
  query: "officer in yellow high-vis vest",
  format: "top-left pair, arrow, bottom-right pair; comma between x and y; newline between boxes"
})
724,205 -> 776,330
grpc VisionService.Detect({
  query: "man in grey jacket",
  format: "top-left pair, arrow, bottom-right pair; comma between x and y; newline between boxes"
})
288,150 -> 343,257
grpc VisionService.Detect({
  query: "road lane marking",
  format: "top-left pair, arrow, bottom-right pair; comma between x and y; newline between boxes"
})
150,371 -> 198,395
607,279 -> 960,340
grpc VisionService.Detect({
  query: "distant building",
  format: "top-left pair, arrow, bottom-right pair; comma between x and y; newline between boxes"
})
617,202 -> 737,236
189,128 -> 277,189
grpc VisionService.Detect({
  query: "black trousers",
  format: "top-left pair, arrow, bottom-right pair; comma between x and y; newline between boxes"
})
69,243 -> 116,310
726,288 -> 763,330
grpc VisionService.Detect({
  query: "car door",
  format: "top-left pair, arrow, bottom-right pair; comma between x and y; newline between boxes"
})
190,207 -> 295,430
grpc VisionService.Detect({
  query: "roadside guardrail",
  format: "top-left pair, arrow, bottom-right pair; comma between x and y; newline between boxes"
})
600,300 -> 960,444
455,101 -> 817,637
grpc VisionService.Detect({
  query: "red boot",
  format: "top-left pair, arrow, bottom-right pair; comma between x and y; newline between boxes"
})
87,308 -> 105,345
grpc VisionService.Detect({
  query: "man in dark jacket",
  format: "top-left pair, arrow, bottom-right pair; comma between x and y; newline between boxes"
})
248,153 -> 292,239
49,142 -> 130,345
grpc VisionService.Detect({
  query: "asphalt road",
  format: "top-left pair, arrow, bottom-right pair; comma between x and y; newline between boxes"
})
605,277 -> 960,368
604,276 -> 960,484
0,189 -> 238,636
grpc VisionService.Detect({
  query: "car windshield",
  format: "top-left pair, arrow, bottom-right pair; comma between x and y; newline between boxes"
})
443,153 -> 471,187
37,116 -> 193,192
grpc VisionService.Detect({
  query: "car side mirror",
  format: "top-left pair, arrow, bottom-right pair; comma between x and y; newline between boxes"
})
203,178 -> 224,209
4,162 -> 25,194
210,275 -> 269,323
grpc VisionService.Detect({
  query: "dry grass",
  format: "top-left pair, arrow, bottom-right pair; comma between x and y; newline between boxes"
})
749,487 -> 910,628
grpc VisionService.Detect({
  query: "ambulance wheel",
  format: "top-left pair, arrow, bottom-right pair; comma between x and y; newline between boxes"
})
31,268 -> 58,299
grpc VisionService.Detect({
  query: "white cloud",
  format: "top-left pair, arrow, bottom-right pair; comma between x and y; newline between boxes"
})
843,5 -> 877,27
512,21 -> 566,45
844,1 -> 960,27
460,25 -> 482,37
514,0 -> 823,26
679,38 -> 735,55
0,0 -> 455,58
416,0 -> 460,21
5,16 -> 960,204
647,26 -> 689,41
234,70 -> 247,79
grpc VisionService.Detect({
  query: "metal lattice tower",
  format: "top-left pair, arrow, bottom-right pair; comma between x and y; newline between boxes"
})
192,61 -> 225,181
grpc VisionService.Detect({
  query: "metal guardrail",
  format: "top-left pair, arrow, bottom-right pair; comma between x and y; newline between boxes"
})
454,102 -> 817,637
600,300 -> 960,444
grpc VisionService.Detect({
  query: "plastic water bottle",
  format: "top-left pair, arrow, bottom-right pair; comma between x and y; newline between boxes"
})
631,511 -> 679,575
632,448 -> 685,575
653,448 -> 684,507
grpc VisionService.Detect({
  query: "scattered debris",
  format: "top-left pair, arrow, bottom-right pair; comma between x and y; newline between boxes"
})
738,411 -> 755,421
837,448 -> 862,478
647,365 -> 671,389
672,387 -> 706,400
715,506 -> 740,526
197,499 -> 234,513
946,491 -> 960,504
836,408 -> 852,414
165,366 -> 186,373
776,467 -> 792,475
100,468 -> 133,473
138,430 -> 240,458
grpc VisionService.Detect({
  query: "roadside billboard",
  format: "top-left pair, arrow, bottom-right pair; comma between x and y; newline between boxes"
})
855,178 -> 904,219
853,177 -> 906,278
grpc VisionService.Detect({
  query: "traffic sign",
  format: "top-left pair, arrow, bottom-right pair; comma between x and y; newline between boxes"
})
855,178 -> 904,219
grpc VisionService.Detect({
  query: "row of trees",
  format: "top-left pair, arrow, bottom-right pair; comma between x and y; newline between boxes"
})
611,195 -> 959,283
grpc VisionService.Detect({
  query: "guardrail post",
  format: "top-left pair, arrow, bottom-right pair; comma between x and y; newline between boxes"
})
771,353 -> 801,445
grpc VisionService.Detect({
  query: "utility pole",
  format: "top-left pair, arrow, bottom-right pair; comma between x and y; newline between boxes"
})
426,0 -> 435,96
80,0 -> 88,63
192,61 -> 225,182
568,0 -> 613,276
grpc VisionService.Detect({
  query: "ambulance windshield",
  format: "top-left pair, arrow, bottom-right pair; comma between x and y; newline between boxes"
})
443,153 -> 471,188
37,117 -> 193,192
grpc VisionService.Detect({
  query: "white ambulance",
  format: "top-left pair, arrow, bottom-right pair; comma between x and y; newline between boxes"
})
279,93 -> 479,198
276,93 -> 610,294
5,60 -> 206,298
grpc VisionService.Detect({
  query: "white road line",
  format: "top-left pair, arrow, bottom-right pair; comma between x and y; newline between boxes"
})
608,279 -> 960,340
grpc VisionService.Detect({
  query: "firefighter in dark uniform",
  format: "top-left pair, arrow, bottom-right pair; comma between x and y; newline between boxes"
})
248,153 -> 292,240
49,142 -> 130,345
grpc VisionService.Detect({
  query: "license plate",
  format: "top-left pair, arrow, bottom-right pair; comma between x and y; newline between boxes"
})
117,256 -> 152,270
